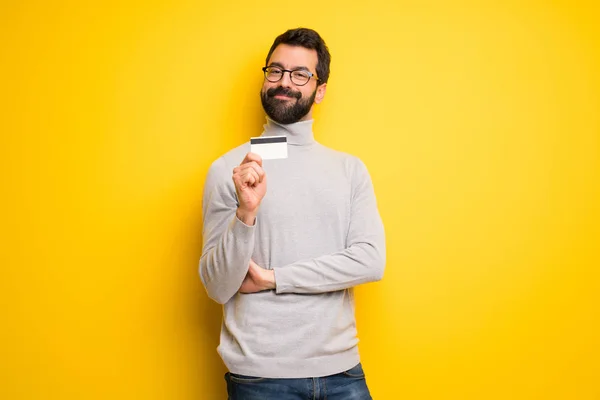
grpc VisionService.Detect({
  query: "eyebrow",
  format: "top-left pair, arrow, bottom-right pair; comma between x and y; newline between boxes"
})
269,62 -> 311,72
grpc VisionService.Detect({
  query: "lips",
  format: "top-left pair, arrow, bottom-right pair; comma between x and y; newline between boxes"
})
267,87 -> 301,100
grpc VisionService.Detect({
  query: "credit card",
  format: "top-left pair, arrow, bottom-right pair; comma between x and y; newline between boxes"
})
250,136 -> 288,160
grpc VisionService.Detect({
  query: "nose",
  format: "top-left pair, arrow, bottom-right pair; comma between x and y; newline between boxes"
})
279,70 -> 293,88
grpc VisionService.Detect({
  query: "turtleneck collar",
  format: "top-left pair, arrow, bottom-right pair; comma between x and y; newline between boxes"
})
261,117 -> 315,146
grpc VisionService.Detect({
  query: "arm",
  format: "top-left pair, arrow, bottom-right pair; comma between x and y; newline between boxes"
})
199,154 -> 266,304
273,159 -> 386,294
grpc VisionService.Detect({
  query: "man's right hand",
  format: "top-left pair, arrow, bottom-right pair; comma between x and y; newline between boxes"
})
232,152 -> 267,225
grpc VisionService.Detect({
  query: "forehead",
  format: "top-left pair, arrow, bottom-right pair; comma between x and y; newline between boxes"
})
267,44 -> 318,71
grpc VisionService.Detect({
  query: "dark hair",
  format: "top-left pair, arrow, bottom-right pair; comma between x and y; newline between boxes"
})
265,28 -> 331,85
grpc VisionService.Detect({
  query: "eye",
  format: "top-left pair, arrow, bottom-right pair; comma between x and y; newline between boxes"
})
291,70 -> 310,79
267,67 -> 283,77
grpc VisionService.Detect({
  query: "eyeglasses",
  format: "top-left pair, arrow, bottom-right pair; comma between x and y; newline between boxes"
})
262,66 -> 320,86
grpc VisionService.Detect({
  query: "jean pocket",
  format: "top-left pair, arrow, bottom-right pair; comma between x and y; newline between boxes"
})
342,363 -> 365,378
228,372 -> 266,384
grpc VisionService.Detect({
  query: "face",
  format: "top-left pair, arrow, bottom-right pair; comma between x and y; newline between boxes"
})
260,44 -> 327,124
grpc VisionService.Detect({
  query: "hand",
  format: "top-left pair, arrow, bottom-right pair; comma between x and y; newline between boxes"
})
239,260 -> 276,294
232,153 -> 267,225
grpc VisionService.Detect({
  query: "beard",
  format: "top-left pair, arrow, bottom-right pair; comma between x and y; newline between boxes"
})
260,86 -> 317,125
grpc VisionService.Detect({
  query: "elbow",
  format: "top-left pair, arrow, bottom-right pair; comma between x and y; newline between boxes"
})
199,260 -> 234,305
207,290 -> 232,305
370,246 -> 386,282
373,266 -> 384,282
201,276 -> 234,305
371,260 -> 385,282
354,241 -> 386,284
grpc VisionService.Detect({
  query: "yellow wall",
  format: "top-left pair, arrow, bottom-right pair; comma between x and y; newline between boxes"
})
2,1 -> 599,399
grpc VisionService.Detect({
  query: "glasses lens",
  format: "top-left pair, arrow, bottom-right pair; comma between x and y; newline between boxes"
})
291,71 -> 310,85
265,67 -> 283,82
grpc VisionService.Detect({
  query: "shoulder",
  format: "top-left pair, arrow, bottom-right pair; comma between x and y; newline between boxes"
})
204,141 -> 249,190
315,143 -> 370,177
208,142 -> 249,173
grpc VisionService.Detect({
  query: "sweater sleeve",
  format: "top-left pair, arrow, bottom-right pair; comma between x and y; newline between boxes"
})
199,157 -> 255,304
273,159 -> 386,294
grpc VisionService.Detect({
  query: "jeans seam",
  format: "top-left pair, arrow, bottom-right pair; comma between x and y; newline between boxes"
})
343,363 -> 365,378
342,372 -> 365,378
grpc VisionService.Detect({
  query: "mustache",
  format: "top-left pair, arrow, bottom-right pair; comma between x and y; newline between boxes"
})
266,87 -> 302,99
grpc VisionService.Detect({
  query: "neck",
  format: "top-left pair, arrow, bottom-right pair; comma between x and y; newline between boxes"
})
261,117 -> 315,146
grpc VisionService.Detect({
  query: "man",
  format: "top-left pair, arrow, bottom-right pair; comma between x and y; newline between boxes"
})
200,28 -> 385,399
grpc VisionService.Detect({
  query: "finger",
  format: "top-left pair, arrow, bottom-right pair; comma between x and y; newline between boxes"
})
241,165 -> 259,181
233,166 -> 259,187
241,152 -> 263,167
239,162 -> 265,183
242,169 -> 259,186
247,263 -> 260,279
247,262 -> 258,275
241,173 -> 256,187
238,276 -> 251,293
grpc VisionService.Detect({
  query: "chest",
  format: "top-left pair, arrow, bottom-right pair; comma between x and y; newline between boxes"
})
257,158 -> 352,230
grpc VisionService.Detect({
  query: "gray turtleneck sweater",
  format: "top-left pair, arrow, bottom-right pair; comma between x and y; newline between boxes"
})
199,117 -> 386,379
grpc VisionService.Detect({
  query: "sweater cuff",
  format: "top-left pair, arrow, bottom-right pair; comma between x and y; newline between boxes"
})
273,267 -> 290,294
230,213 -> 256,244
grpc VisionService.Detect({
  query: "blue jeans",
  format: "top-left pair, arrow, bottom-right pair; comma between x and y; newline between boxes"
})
225,363 -> 372,400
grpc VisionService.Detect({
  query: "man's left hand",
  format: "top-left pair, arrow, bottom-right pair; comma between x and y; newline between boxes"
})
239,260 -> 276,293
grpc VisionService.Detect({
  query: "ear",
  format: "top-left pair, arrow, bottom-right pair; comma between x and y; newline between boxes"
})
314,83 -> 327,104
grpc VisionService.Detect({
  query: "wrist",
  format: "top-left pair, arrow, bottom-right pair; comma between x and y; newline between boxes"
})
236,207 -> 257,226
265,269 -> 276,290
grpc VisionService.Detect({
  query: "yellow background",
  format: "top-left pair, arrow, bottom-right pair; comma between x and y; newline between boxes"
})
2,0 -> 599,399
